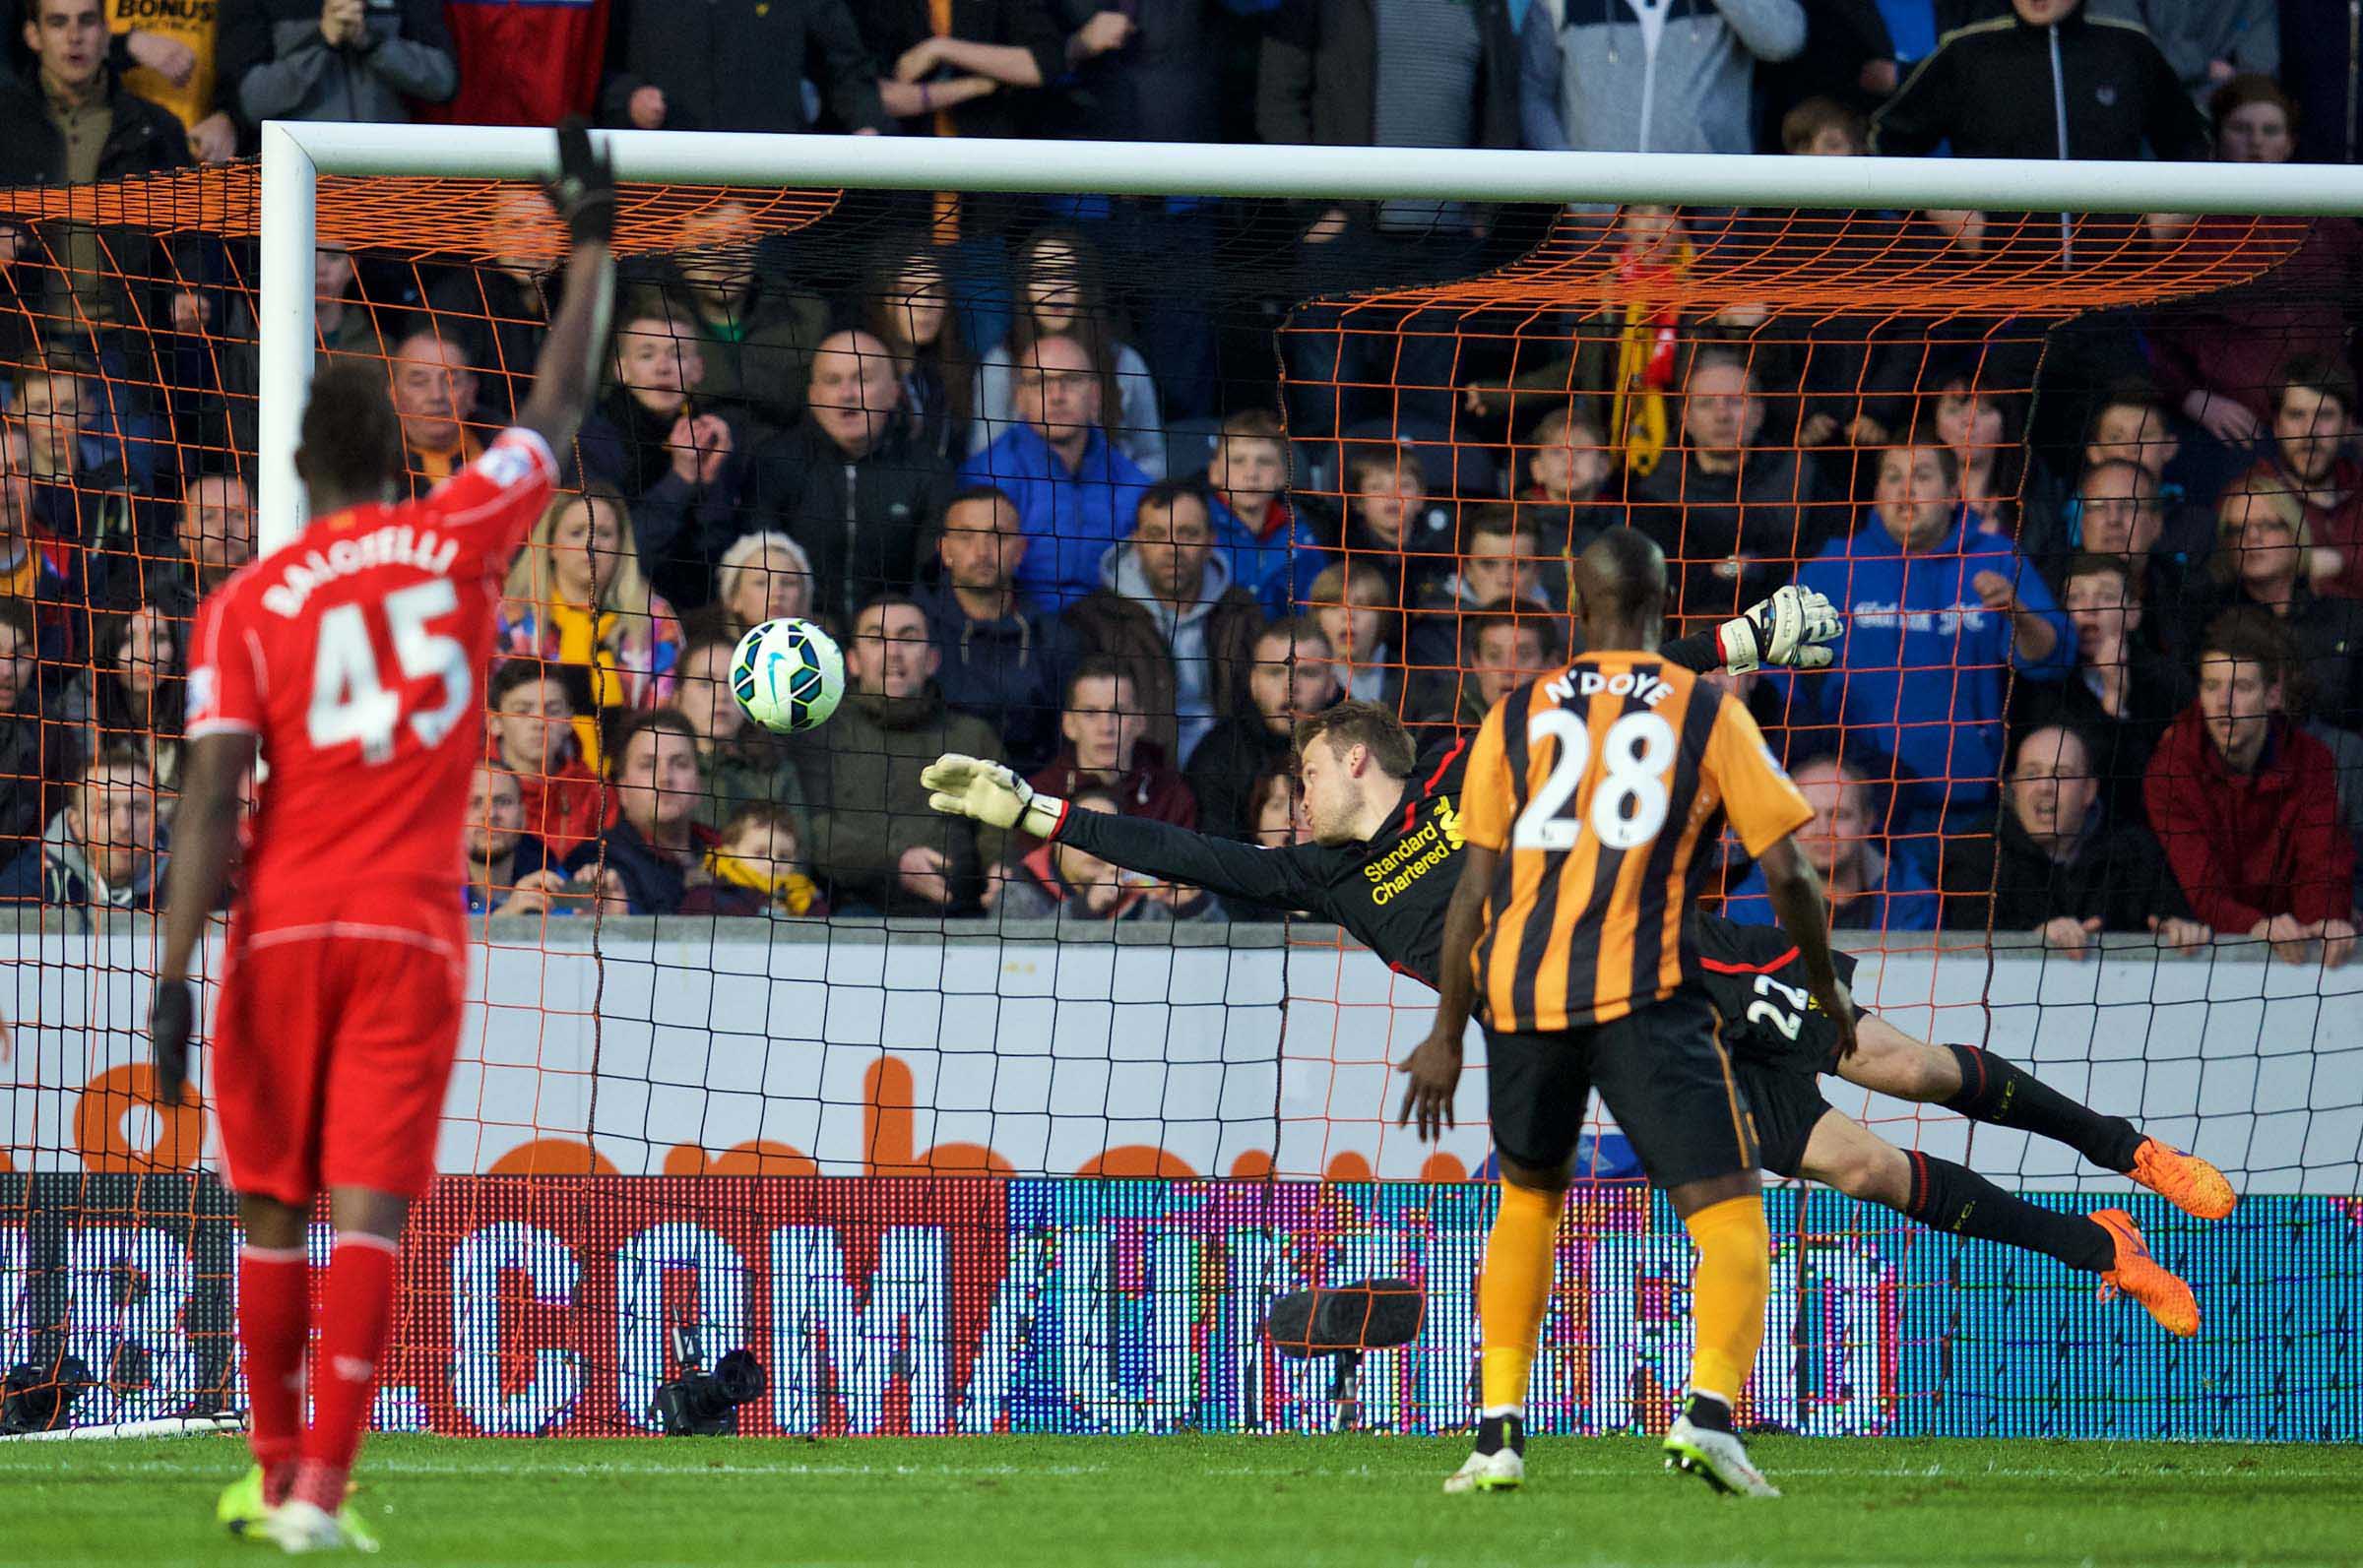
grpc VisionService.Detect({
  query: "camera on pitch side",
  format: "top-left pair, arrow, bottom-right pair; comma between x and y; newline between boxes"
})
649,1324 -> 766,1436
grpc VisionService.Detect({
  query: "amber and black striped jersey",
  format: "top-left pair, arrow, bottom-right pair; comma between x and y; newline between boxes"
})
1457,653 -> 1814,1032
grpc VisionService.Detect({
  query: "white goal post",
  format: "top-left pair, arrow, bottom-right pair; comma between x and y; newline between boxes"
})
253,120 -> 2363,554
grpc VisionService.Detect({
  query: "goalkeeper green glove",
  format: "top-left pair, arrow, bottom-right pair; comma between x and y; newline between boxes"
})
1718,584 -> 1841,674
921,753 -> 1066,839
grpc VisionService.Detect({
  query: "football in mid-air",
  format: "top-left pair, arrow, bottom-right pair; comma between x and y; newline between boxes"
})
730,617 -> 845,733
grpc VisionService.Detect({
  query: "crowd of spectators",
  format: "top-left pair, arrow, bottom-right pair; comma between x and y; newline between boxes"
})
0,0 -> 2358,966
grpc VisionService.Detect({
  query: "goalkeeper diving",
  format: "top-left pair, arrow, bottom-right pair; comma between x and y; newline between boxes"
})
925,583 -> 2231,1347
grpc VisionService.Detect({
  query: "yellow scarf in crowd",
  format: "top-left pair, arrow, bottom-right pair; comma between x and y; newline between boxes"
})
545,596 -> 627,767
704,849 -> 821,915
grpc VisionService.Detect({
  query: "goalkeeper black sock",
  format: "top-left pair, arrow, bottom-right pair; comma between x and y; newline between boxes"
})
1941,1044 -> 2143,1173
1903,1151 -> 2114,1274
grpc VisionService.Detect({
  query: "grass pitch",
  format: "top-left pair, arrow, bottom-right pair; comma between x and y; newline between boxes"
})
10,1432 -> 2354,1567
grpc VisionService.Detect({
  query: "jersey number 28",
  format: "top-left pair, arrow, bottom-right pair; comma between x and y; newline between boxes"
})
1511,710 -> 1677,852
306,580 -> 473,764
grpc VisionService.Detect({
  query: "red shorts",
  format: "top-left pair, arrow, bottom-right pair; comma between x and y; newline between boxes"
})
211,914 -> 468,1206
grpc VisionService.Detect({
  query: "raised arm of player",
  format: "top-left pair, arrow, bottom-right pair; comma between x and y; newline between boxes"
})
1752,835 -> 1856,1059
150,729 -> 255,1101
515,119 -> 618,460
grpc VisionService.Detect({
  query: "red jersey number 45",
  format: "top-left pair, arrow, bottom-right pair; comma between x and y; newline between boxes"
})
307,580 -> 474,765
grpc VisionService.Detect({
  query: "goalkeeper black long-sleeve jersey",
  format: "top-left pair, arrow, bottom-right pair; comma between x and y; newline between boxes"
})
1051,630 -> 1728,987
1054,751 -> 1824,1047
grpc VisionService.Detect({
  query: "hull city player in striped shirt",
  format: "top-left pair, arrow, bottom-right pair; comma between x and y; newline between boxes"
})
1422,529 -> 1846,1497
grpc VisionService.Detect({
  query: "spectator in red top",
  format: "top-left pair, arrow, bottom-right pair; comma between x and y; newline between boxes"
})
485,660 -> 606,856
2144,605 -> 2357,965
1026,656 -> 1196,843
2252,358 -> 2363,601
428,0 -> 608,128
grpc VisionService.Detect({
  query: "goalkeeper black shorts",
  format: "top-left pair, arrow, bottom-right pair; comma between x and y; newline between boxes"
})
1722,1008 -> 1848,1182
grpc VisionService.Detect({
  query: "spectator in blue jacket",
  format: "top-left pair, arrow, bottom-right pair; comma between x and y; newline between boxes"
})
957,334 -> 1152,608
0,745 -> 164,910
1204,408 -> 1328,615
1780,435 -> 2074,834
914,485 -> 1081,775
1721,755 -> 1941,932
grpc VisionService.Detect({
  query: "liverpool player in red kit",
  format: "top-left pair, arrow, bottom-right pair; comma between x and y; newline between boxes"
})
148,124 -> 616,1553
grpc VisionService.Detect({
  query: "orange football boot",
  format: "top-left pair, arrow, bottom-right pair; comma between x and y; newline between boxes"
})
2130,1138 -> 2237,1221
2092,1208 -> 2201,1338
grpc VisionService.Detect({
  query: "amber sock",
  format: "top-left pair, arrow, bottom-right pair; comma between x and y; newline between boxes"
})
1683,1195 -> 1771,1404
1477,1179 -> 1565,1413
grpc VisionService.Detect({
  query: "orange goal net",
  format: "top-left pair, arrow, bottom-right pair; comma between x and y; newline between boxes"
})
2,162 -> 2354,1440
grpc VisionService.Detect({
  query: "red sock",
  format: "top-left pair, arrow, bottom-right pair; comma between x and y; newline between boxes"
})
237,1244 -> 308,1504
292,1234 -> 400,1514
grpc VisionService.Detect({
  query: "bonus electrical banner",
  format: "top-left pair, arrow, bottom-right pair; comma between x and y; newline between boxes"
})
4,1175 -> 2354,1441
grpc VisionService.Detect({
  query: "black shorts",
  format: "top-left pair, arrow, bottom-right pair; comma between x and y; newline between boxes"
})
1724,1017 -> 1844,1181
1485,986 -> 1758,1190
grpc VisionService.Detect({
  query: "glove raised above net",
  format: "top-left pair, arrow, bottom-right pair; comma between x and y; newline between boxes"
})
543,118 -> 616,245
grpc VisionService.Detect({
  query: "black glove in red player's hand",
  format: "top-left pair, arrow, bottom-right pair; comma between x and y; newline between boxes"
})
543,117 -> 615,245
149,977 -> 194,1104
